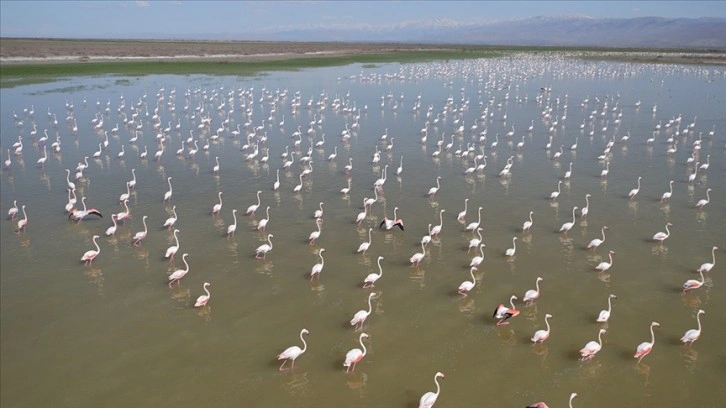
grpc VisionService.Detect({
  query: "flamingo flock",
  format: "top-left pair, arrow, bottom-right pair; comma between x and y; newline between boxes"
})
2,56 -> 722,407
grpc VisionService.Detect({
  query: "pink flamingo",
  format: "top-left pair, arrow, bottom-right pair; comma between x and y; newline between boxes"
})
277,328 -> 309,371
193,282 -> 211,307
343,332 -> 369,373
168,253 -> 190,287
379,206 -> 404,230
682,269 -> 706,293
15,205 -> 28,233
350,293 -> 376,330
81,235 -> 101,265
580,328 -> 606,361
680,310 -> 705,345
523,277 -> 543,304
493,295 -> 520,325
531,314 -> 553,343
132,215 -> 148,246
634,322 -> 660,363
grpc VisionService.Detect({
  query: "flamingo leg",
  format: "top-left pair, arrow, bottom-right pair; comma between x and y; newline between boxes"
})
279,360 -> 288,371
458,291 -> 468,297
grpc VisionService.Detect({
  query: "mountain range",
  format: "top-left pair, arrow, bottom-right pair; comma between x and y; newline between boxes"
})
198,16 -> 726,50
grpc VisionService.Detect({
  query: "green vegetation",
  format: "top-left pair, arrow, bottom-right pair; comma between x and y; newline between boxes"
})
0,49 -> 505,88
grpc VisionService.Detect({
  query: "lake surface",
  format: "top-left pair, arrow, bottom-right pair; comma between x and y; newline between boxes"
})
1,55 -> 725,408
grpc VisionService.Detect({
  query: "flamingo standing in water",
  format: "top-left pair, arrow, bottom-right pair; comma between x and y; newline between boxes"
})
522,211 -> 534,232
427,176 -> 442,197
470,243 -> 485,267
457,198 -> 469,222
356,198 -> 369,225
550,180 -> 562,200
682,269 -> 706,293
165,229 -> 181,262
596,294 -> 617,322
163,177 -> 173,202
531,313 -> 553,343
595,250 -> 615,272
212,192 -> 223,215
523,277 -> 543,304
246,190 -> 262,215
628,176 -> 642,200
163,206 -> 178,230
257,206 -> 271,232
132,215 -> 148,246
661,180 -> 674,202
697,246 -> 718,273
559,206 -> 579,233
587,226 -> 608,250
680,310 -> 705,345
418,371 -> 444,408
277,329 -> 309,371
350,292 -> 376,330
343,332 -> 369,373
493,295 -> 520,325
468,227 -> 483,252
505,236 -> 517,257
81,235 -> 101,265
431,209 -> 446,236
168,253 -> 190,287
194,282 -> 211,307
457,267 -> 477,296
695,188 -> 711,209
357,228 -> 373,254
105,214 -> 119,236
363,256 -> 384,288
465,207 -> 483,231
310,248 -> 325,280
652,223 -> 672,242
634,322 -> 660,363
7,200 -> 18,220
410,241 -> 427,267
580,194 -> 591,217
255,234 -> 274,258
580,328 -> 606,361
226,209 -> 238,238
116,199 -> 131,223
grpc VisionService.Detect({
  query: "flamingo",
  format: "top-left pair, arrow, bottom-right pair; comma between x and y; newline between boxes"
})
493,295 -> 520,325
531,313 -> 553,343
132,215 -> 148,246
69,196 -> 103,222
595,250 -> 615,272
523,277 -> 543,304
212,192 -> 223,215
559,206 -> 579,233
246,190 -> 262,215
105,214 -> 119,236
457,267 -> 477,296
373,165 -> 387,189
580,328 -> 607,361
116,199 -> 131,223
430,209 -> 446,236
310,248 -> 325,280
168,253 -> 190,287
165,229 -> 181,262
634,322 -> 660,363
128,169 -> 137,189
522,211 -> 534,232
65,169 -> 76,190
661,180 -> 674,202
14,205 -> 28,233
313,202 -> 324,219
81,235 -> 101,265
4,149 -> 11,169
465,207 -> 483,232
600,161 -> 610,178
163,206 -> 178,230
119,182 -> 131,203
36,145 -> 47,168
697,246 -> 718,273
470,243 -> 485,267
163,177 -> 173,202
652,223 -> 672,242
457,198 -> 469,222
340,179 -> 352,195
688,163 -> 699,184
255,234 -> 274,258
344,157 -> 353,173
628,176 -> 642,200
527,392 -> 577,408
467,227 -> 483,251
277,329 -> 309,371
418,372 -> 445,408
699,154 -> 710,171
396,155 -> 403,175
357,228 -> 373,254
293,173 -> 304,193
505,236 -> 518,257
364,188 -> 379,209
194,282 -> 211,307
226,209 -> 238,238
363,256 -> 384,288
553,145 -> 564,160
564,162 -> 573,180
328,146 -> 338,162
356,199 -> 368,225
213,156 -> 220,174
350,292 -> 376,330
427,176 -> 442,197
343,332 -> 369,373
257,206 -> 271,231
680,310 -> 705,345
380,207 -> 404,230
7,200 -> 18,220
550,181 -> 562,200
695,188 -> 711,209
683,269 -> 706,293
410,241 -> 427,267
596,294 -> 617,322
421,224 -> 434,247
273,169 -> 280,191
587,226 -> 608,250
580,194 -> 591,217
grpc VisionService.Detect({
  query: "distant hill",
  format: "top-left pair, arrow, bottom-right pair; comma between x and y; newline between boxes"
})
228,16 -> 726,50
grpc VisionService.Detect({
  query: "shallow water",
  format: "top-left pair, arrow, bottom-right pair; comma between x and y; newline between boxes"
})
1,55 -> 725,407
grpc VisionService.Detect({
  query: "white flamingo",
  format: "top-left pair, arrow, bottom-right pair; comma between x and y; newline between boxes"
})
350,292 -> 376,330
505,236 -> 518,257
357,228 -> 373,254
165,229 -> 181,262
587,226 -> 608,250
595,250 -> 615,272
523,277 -> 543,304
255,234 -> 274,258
418,372 -> 445,408
310,248 -> 326,280
212,192 -> 223,215
695,188 -> 711,209
431,209 -> 445,236
257,206 -> 271,232
697,246 -> 718,273
226,209 -> 238,238
363,256 -> 384,288
457,267 -> 478,296
559,206 -> 579,233
596,294 -> 617,322
277,329 -> 309,371
531,313 -> 553,344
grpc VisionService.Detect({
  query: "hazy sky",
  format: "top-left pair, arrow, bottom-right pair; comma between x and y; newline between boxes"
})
2,1 -> 724,38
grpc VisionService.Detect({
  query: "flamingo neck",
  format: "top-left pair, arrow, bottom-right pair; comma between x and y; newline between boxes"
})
300,332 -> 307,353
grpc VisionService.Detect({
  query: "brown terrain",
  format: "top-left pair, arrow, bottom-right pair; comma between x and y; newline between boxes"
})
1,38 -> 724,66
